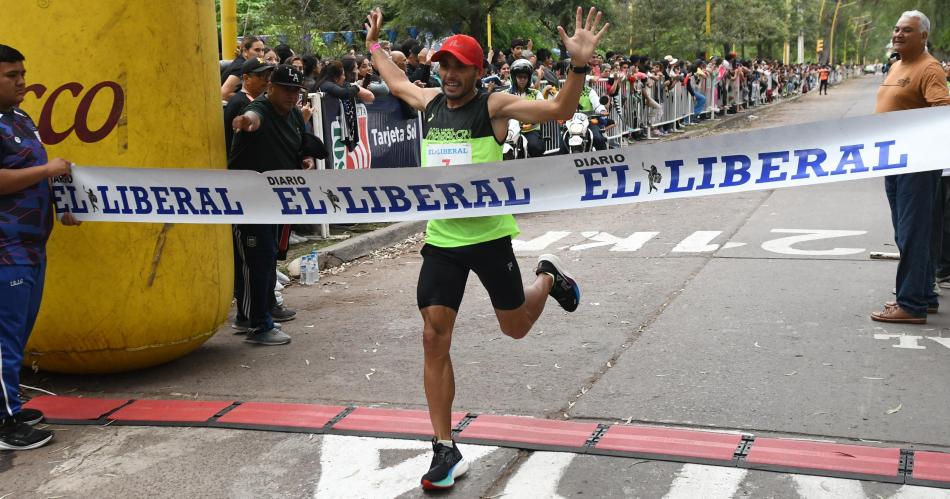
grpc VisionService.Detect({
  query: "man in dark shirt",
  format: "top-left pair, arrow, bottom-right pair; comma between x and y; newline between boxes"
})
0,44 -> 80,450
230,65 -> 310,346
223,57 -> 275,154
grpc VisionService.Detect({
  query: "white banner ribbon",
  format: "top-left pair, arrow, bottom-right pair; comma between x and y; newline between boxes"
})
53,107 -> 950,224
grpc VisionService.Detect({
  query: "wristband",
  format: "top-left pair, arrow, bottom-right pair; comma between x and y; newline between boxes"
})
369,42 -> 382,54
570,64 -> 591,74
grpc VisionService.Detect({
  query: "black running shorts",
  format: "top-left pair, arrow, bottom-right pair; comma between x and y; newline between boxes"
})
417,236 -> 526,311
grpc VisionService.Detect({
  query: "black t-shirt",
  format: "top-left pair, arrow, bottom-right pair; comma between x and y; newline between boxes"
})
228,94 -> 305,173
221,56 -> 245,84
223,91 -> 252,155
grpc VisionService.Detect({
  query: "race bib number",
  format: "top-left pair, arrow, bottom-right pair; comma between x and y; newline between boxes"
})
425,143 -> 473,166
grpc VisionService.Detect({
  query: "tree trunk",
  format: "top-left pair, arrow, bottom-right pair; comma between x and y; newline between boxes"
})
468,3 -> 486,49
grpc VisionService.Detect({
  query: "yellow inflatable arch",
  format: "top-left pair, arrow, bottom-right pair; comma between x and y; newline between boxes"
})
4,0 -> 232,373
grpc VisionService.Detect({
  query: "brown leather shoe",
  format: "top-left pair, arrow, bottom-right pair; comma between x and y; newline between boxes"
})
885,301 -> 938,314
872,304 -> 926,324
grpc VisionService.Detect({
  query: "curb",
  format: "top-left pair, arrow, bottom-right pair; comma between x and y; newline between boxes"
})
320,220 -> 426,269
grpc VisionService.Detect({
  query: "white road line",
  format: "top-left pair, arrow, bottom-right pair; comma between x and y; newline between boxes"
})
661,464 -> 747,499
671,231 -> 724,253
512,231 -> 572,252
611,231 -> 660,252
889,484 -> 950,498
927,336 -> 950,350
568,231 -> 660,252
501,451 -> 575,499
314,435 -> 496,498
791,474 -> 866,499
761,229 -> 866,256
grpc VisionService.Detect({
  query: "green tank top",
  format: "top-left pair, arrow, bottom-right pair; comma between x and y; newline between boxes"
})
421,91 -> 520,248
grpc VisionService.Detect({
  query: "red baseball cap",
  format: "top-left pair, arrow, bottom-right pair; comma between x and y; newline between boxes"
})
432,35 -> 484,71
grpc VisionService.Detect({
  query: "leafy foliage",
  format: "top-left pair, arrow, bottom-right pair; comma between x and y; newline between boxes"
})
215,0 -> 950,61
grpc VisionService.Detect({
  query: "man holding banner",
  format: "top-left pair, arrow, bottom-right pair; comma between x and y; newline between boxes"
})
365,6 -> 607,490
872,10 -> 950,325
0,45 -> 81,450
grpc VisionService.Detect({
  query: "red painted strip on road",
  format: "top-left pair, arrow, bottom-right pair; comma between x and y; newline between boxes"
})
214,402 -> 347,431
331,407 -> 465,437
108,399 -> 235,424
457,415 -> 597,451
593,425 -> 742,464
743,437 -> 901,482
24,395 -> 130,422
909,451 -> 950,487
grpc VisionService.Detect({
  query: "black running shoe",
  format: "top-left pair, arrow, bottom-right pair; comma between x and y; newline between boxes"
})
420,440 -> 468,490
536,254 -> 580,312
0,419 -> 53,450
13,408 -> 44,426
232,320 -> 282,335
271,305 -> 296,323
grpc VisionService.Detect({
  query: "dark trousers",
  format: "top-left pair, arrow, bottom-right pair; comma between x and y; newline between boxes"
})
523,130 -> 544,158
233,224 -> 277,330
0,260 -> 45,418
885,171 -> 941,316
934,177 -> 950,279
819,80 -> 828,94
590,124 -> 607,150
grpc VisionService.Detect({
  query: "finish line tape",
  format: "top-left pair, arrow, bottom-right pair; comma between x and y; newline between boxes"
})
53,107 -> 950,224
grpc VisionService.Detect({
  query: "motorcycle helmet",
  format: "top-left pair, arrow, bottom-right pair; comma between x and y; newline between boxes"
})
510,58 -> 534,77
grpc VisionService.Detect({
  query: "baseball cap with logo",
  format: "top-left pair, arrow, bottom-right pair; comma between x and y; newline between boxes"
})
270,64 -> 305,88
432,34 -> 484,71
242,57 -> 276,76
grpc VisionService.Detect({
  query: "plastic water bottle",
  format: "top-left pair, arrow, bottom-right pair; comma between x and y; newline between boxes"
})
300,256 -> 312,286
311,249 -> 320,283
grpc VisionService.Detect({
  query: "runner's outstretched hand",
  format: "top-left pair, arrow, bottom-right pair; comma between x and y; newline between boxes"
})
557,7 -> 608,67
364,8 -> 383,51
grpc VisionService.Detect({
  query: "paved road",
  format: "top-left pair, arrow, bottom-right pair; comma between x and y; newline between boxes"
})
5,76 -> 950,498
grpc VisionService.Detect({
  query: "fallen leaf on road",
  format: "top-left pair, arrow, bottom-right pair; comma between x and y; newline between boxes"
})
784,371 -> 797,376
624,417 -> 633,424
607,361 -> 613,368
305,360 -> 310,366
240,365 -> 250,369
554,363 -> 562,369
329,356 -> 335,360
886,403 -> 902,415
754,342 -> 762,348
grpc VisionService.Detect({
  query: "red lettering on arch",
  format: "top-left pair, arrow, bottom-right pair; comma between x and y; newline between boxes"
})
74,81 -> 124,143
22,81 -> 125,145
38,82 -> 83,145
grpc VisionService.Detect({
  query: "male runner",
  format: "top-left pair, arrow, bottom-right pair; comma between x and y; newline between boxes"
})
365,6 -> 608,490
